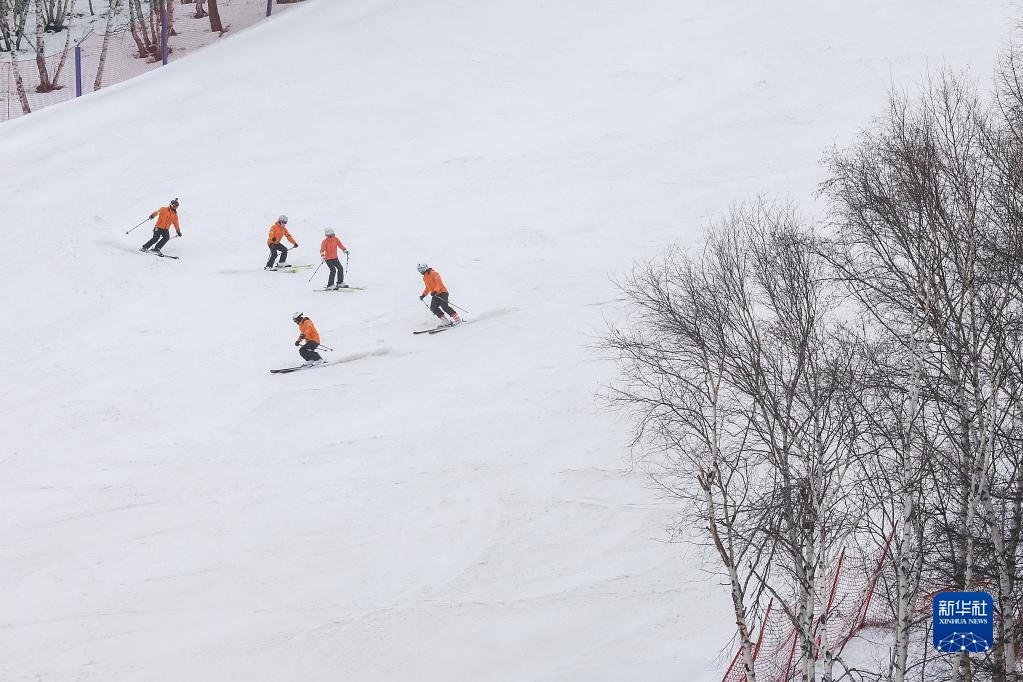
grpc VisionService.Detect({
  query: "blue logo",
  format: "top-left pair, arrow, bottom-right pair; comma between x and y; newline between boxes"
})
933,591 -> 994,653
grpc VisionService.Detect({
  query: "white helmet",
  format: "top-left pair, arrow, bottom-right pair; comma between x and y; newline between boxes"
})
416,263 -> 429,274
278,215 -> 288,224
325,228 -> 335,236
292,311 -> 303,322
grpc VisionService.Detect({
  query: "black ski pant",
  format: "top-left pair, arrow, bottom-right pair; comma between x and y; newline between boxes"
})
299,341 -> 322,362
267,243 -> 288,268
142,228 -> 170,251
326,258 -> 344,287
430,292 -> 457,319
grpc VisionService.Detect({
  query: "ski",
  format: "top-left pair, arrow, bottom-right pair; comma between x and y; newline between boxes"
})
270,361 -> 330,374
139,249 -> 179,259
315,286 -> 365,292
413,322 -> 463,335
417,320 -> 472,335
265,264 -> 311,272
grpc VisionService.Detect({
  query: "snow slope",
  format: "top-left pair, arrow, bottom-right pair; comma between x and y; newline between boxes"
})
0,1 -> 1014,680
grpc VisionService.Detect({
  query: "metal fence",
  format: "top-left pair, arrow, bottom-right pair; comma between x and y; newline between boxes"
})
1,0 -> 302,122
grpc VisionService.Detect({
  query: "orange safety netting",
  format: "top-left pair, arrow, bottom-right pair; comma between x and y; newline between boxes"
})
722,531 -> 896,682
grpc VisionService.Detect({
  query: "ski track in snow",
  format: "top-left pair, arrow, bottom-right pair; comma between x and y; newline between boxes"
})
1,0 -> 1017,680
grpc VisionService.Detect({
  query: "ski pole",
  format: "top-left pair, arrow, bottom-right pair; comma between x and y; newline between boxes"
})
125,217 -> 150,234
346,251 -> 350,282
423,295 -> 469,315
317,345 -> 335,352
308,260 -> 324,282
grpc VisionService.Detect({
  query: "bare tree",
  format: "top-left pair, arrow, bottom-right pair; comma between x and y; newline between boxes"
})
126,0 -> 155,59
0,0 -> 32,52
608,201 -> 868,682
32,0 -> 51,88
823,69 -> 1023,682
607,237 -> 774,682
93,0 -> 123,90
3,0 -> 30,113
39,0 -> 75,31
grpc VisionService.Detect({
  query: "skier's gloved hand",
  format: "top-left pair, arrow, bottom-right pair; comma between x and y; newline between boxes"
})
295,340 -> 301,346
176,232 -> 182,237
293,243 -> 299,248
419,294 -> 426,301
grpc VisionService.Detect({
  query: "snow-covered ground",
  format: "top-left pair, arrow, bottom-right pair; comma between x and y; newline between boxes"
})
0,1 -> 1014,680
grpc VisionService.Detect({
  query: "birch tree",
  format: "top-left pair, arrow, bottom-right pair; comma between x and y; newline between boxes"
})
608,201 -> 868,682
823,70 -> 1023,682
607,237 -> 774,682
93,0 -> 122,90
4,0 -> 30,112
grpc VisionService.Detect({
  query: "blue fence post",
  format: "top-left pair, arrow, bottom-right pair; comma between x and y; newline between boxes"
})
266,0 -> 273,17
161,5 -> 169,65
74,45 -> 82,97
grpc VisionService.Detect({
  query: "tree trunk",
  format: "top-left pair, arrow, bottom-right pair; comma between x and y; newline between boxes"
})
33,0 -> 53,91
894,355 -> 923,682
93,0 -> 122,90
48,27 -> 70,84
132,0 -> 154,58
207,0 -> 223,32
127,0 -> 147,58
16,2 -> 29,50
6,6 -> 30,113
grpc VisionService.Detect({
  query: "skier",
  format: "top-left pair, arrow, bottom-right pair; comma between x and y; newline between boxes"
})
266,215 -> 297,270
140,198 -> 181,254
292,312 -> 324,364
417,263 -> 461,326
319,228 -> 349,289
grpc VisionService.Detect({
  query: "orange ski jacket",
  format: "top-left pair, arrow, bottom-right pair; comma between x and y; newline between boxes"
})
320,236 -> 347,260
297,318 -> 320,344
421,269 -> 448,297
150,206 -> 180,232
268,221 -> 297,246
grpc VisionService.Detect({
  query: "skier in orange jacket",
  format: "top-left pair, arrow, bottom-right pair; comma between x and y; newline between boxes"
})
319,228 -> 349,289
140,198 -> 181,254
417,263 -> 461,326
266,215 -> 298,269
292,312 -> 323,363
